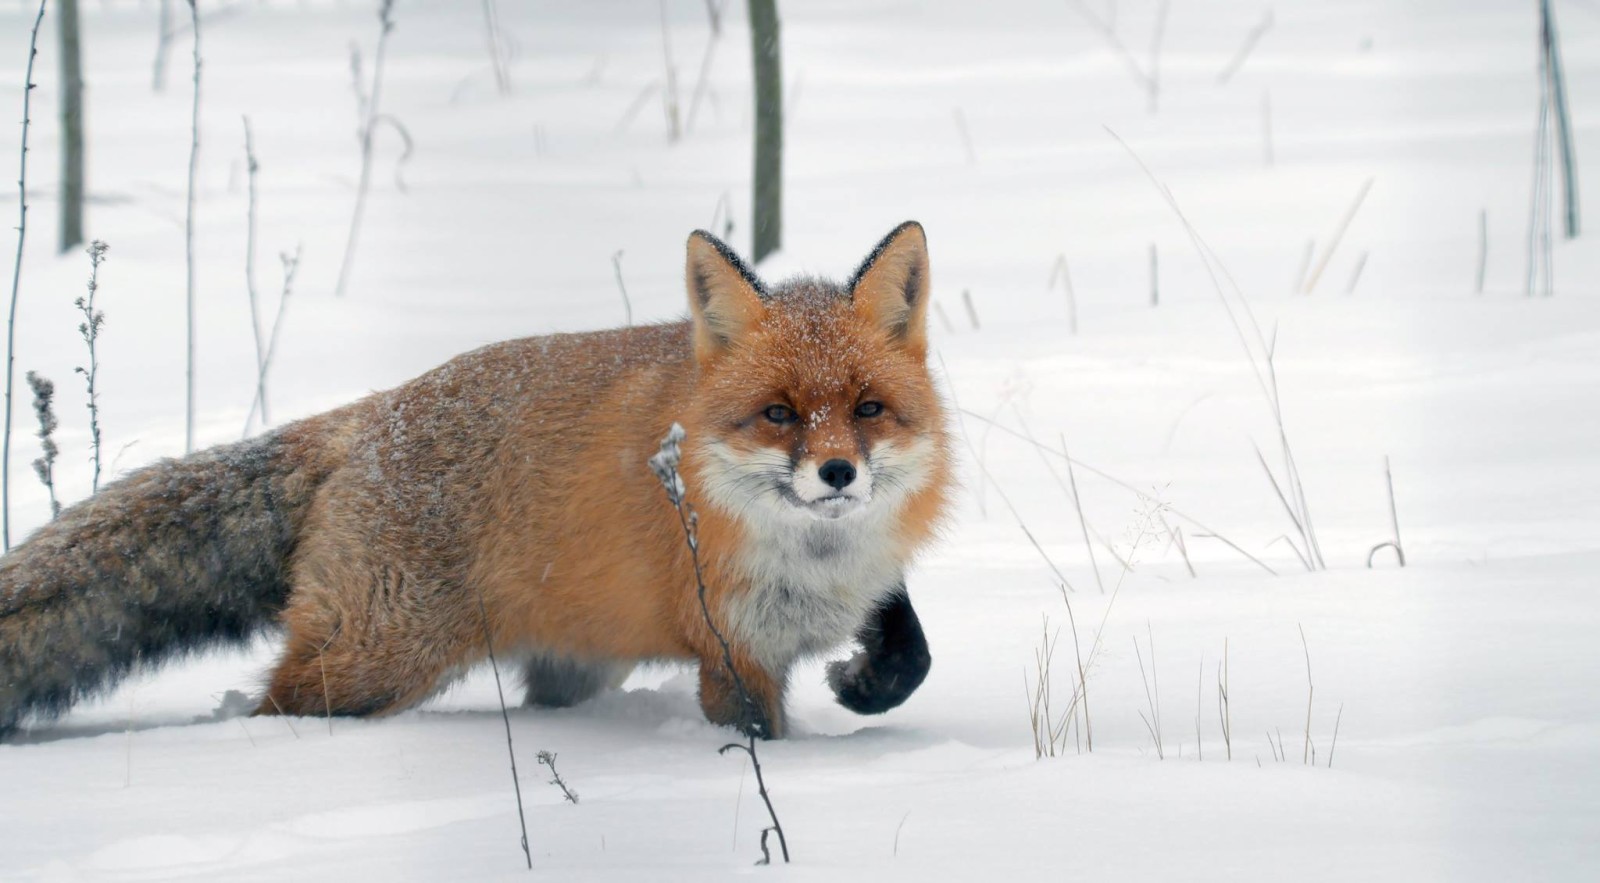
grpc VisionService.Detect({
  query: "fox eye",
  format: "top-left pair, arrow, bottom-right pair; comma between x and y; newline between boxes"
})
763,404 -> 798,425
855,401 -> 885,418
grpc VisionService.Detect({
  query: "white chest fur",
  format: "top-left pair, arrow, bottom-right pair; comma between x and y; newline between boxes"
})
719,511 -> 903,674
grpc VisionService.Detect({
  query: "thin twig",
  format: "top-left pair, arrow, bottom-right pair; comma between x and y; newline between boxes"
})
335,0 -> 398,298
1147,0 -> 1169,113
263,693 -> 301,738
1160,514 -> 1196,577
958,408 -> 1278,576
75,241 -> 108,491
1262,89 -> 1274,167
242,116 -> 269,431
1133,625 -> 1163,758
1253,442 -> 1310,568
480,0 -> 511,95
1327,703 -> 1343,769
659,0 -> 682,142
536,750 -> 579,804
953,108 -> 976,165
1216,9 -> 1274,85
1345,250 -> 1369,295
1295,239 -> 1315,291
1049,255 -> 1078,335
153,0 -> 173,91
1149,243 -> 1159,306
183,0 -> 201,454
1108,129 -> 1322,570
1069,0 -> 1162,112
1383,454 -> 1405,566
243,246 -> 300,435
1298,623 -> 1313,765
649,426 -> 789,864
612,250 -> 632,327
685,0 -> 723,133
1303,177 -> 1375,294
613,80 -> 661,136
1542,0 -> 1579,240
5,0 -> 48,551
1218,638 -> 1231,760
1269,534 -> 1312,571
1061,431 -> 1104,593
478,590 -> 533,869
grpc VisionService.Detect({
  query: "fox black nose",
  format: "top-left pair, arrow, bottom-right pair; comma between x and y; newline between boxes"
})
818,459 -> 856,490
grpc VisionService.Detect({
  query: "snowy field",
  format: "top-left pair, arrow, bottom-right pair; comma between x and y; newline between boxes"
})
2,0 -> 1598,879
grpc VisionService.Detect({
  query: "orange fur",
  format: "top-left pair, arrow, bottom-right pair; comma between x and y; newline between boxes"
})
248,225 -> 954,735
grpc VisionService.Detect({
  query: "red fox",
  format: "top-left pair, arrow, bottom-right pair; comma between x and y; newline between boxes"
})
0,222 -> 952,739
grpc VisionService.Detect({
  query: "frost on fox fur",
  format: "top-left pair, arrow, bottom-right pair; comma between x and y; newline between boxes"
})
701,437 -> 939,673
0,222 -> 951,739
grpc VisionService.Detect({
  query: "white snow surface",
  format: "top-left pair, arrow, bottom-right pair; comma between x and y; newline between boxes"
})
2,0 -> 1598,879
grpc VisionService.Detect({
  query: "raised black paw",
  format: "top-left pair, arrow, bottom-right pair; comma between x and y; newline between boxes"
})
828,587 -> 931,715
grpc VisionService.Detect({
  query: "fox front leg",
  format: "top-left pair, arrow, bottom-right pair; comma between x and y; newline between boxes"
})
698,651 -> 788,739
828,584 -> 931,715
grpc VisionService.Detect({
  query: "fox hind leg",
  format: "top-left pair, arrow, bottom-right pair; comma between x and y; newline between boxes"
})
522,654 -> 633,708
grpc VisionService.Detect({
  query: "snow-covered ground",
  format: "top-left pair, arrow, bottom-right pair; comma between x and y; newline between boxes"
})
2,0 -> 1598,878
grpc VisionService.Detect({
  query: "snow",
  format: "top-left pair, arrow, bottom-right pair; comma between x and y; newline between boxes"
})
2,0 -> 1598,879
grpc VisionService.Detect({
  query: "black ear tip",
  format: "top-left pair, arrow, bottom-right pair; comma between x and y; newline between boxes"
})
688,229 -> 720,249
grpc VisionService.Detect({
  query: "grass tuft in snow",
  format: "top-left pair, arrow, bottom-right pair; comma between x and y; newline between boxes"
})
536,750 -> 579,805
25,370 -> 58,519
74,240 -> 109,493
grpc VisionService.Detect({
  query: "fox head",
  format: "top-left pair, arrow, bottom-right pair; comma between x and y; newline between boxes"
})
682,222 -> 950,534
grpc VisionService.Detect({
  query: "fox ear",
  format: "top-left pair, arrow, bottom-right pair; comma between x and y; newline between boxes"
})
686,230 -> 766,363
849,221 -> 930,356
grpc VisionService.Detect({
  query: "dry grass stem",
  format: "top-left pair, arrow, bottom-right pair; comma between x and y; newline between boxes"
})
242,116 -> 269,430
25,371 -> 58,519
1261,90 -> 1274,167
1299,623 -> 1313,764
1049,254 -> 1078,334
183,0 -> 201,454
611,250 -> 633,327
1217,638 -> 1232,760
650,426 -> 789,864
1062,431 -> 1105,593
243,246 -> 301,435
1328,703 -> 1343,768
1366,455 -> 1407,568
478,589 -> 533,868
2,0 -> 47,550
1133,626 -> 1164,759
536,750 -> 579,804
659,0 -> 682,141
1216,9 -> 1274,84
1303,176 -> 1375,294
1345,250 -> 1370,294
958,408 -> 1278,575
953,108 -> 977,164
335,0 -> 401,297
1109,129 -> 1325,570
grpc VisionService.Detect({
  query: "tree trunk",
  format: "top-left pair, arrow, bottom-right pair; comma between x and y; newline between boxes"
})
1541,0 -> 1579,239
59,0 -> 85,253
747,0 -> 781,264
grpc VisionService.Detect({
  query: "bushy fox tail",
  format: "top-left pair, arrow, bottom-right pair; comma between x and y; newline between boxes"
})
0,430 -> 328,737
